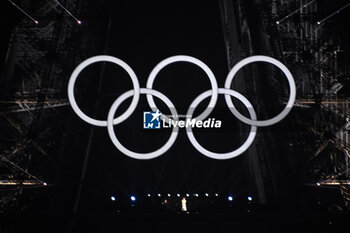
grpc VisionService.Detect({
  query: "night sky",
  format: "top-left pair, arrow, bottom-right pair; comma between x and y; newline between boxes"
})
2,3 -> 350,233
0,0 -> 317,214
68,0 -> 259,212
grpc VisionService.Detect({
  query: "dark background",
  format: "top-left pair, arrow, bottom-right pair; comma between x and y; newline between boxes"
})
1,0 -> 350,232
60,0 -> 260,212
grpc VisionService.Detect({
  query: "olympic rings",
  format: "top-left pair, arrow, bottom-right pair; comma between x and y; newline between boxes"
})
186,88 -> 257,160
68,55 -> 296,160
107,88 -> 179,160
68,55 -> 140,127
146,55 -> 218,122
224,55 -> 296,127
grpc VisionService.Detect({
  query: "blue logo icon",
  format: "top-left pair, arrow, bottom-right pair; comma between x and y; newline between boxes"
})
143,110 -> 161,129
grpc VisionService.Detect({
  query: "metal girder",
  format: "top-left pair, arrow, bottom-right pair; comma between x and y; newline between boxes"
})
0,0 -> 82,212
1,99 -> 69,113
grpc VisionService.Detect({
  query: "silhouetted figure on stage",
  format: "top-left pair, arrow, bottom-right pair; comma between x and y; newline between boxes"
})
181,197 -> 187,212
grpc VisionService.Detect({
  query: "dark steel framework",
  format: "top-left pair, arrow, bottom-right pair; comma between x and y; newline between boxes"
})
220,0 -> 350,209
0,0 -> 83,212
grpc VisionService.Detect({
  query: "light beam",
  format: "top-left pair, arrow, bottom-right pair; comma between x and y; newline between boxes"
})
8,0 -> 39,24
54,0 -> 82,24
276,0 -> 316,24
316,2 -> 350,25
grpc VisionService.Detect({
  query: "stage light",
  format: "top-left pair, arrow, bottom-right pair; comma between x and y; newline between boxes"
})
275,0 -> 316,25
157,193 -> 161,197
177,194 -> 180,197
186,193 -> 189,197
194,193 -> 199,197
227,196 -> 233,201
248,196 -> 252,201
205,193 -> 209,197
54,0 -> 81,25
316,3 -> 350,25
147,194 -> 151,197
215,193 -> 218,197
111,196 -> 116,201
43,182 -> 47,186
130,196 -> 136,201
316,182 -> 321,186
167,194 -> 171,197
8,0 -> 39,25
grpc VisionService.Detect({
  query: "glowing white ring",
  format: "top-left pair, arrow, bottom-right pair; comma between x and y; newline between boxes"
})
68,55 -> 296,160
146,55 -> 218,122
107,88 -> 179,160
186,88 -> 257,160
224,55 -> 296,127
68,55 -> 140,127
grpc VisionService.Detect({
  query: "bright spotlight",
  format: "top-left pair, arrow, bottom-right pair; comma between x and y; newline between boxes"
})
205,193 -> 209,197
177,194 -> 180,197
194,193 -> 199,197
43,182 -> 47,186
77,20 -> 82,24
227,196 -> 233,201
111,196 -> 116,201
317,21 -> 320,25
316,182 -> 321,186
147,194 -> 151,197
215,193 -> 218,197
157,193 -> 161,197
276,21 -> 280,24
130,196 -> 136,201
248,196 -> 253,201
186,193 -> 189,197
167,194 -> 171,197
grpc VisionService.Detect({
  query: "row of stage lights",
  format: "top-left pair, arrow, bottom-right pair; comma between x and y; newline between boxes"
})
110,194 -> 253,202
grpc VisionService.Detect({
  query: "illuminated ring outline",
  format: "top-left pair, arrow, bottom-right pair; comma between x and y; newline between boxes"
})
146,55 -> 218,122
224,55 -> 296,127
68,55 -> 140,127
107,88 -> 179,160
186,88 -> 257,160
68,55 -> 296,160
